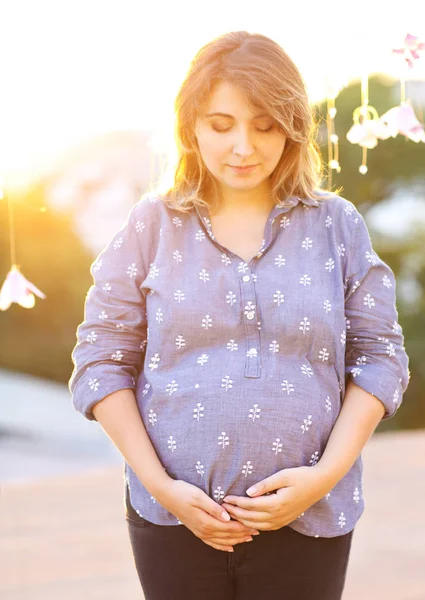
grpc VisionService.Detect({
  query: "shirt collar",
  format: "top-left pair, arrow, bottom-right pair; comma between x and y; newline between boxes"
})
194,195 -> 319,234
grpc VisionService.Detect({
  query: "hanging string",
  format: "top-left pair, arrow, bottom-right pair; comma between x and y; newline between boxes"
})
6,192 -> 17,268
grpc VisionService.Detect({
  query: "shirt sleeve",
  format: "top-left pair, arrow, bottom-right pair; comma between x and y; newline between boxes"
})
341,200 -> 410,420
68,197 -> 159,421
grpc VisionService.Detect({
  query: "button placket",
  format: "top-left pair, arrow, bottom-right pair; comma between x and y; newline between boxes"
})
241,271 -> 261,378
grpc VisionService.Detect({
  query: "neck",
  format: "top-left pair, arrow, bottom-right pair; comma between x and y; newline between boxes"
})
210,181 -> 274,217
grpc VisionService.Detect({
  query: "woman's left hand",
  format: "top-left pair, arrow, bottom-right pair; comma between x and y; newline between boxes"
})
221,465 -> 333,531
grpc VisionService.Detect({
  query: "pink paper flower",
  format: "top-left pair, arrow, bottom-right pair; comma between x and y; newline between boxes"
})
377,102 -> 425,143
0,265 -> 46,311
392,33 -> 425,68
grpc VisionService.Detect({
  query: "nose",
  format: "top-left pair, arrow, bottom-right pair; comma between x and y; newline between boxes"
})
232,126 -> 255,157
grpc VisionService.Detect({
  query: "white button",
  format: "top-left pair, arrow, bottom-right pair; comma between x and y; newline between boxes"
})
246,312 -> 255,320
242,275 -> 250,282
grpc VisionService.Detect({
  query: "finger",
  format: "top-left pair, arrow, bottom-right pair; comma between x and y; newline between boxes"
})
205,541 -> 234,552
222,495 -> 279,509
196,508 -> 258,534
209,535 -> 254,546
223,505 -> 269,522
193,493 -> 232,523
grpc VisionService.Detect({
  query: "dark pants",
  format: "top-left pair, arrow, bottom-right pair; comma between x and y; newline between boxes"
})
125,488 -> 354,600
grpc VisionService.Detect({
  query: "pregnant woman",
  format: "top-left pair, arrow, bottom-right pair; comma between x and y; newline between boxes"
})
69,30 -> 410,600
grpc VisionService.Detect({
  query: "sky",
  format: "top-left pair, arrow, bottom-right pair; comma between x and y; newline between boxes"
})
1,0 -> 425,190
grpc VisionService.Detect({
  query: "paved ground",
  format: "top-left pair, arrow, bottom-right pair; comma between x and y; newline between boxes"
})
1,428 -> 425,600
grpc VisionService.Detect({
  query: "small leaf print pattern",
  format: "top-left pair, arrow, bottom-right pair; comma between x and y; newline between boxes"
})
221,253 -> 232,266
196,461 -> 204,476
193,403 -> 204,421
148,409 -> 157,426
111,350 -> 123,361
242,461 -> 254,477
281,380 -> 295,394
301,364 -> 314,378
363,293 -> 375,308
274,255 -> 286,267
86,331 -> 97,344
148,263 -> 159,279
353,487 -> 360,503
227,339 -> 238,351
148,353 -> 160,370
175,335 -> 186,349
98,310 -> 108,320
325,396 -> 332,412
338,512 -> 346,528
301,415 -> 313,433
237,261 -> 249,273
382,274 -> 392,288
280,216 -> 290,228
309,451 -> 319,465
302,237 -> 313,250
102,282 -> 111,292
195,229 -> 206,242
365,250 -> 378,265
273,290 -> 285,306
221,375 -> 233,391
337,244 -> 346,257
127,263 -> 137,278
218,432 -> 229,449
172,216 -> 182,227
214,486 -> 225,501
356,355 -> 367,366
173,250 -> 182,263
272,438 -> 283,455
299,274 -> 311,286
323,300 -> 332,313
226,291 -> 236,306
248,404 -> 261,421
201,315 -> 212,329
269,340 -> 279,353
341,330 -> 346,346
165,380 -> 178,395
325,215 -> 332,227
350,367 -> 362,378
174,290 -> 185,303
197,353 -> 209,365
299,317 -> 310,335
88,378 -> 99,392
142,383 -> 151,397
246,348 -> 258,358
318,348 -> 329,362
167,436 -> 177,452
325,258 -> 335,272
113,237 -> 123,250
136,220 -> 146,233
393,388 -> 400,404
199,268 -> 210,282
92,259 -> 102,273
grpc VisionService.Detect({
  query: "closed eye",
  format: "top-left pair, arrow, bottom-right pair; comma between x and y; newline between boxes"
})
212,125 -> 274,133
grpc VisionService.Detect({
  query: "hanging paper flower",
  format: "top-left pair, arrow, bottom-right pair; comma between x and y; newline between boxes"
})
0,265 -> 46,311
377,102 -> 425,143
392,33 -> 425,69
346,105 -> 387,149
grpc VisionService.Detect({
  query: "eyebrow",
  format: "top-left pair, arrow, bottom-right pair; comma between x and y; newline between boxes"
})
203,112 -> 270,119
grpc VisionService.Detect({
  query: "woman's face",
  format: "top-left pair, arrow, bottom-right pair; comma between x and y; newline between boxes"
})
194,81 -> 287,197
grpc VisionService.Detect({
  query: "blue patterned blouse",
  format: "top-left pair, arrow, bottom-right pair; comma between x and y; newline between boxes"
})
69,191 -> 410,537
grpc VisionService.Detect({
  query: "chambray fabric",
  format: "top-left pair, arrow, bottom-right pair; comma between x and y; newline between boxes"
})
69,191 -> 409,537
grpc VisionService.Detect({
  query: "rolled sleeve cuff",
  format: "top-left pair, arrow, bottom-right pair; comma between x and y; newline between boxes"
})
71,364 -> 137,421
345,363 -> 403,420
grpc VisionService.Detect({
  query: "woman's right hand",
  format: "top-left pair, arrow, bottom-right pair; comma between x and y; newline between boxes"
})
156,479 -> 260,552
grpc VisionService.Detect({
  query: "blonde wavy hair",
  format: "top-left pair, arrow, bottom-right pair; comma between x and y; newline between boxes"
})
158,31 -> 336,213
